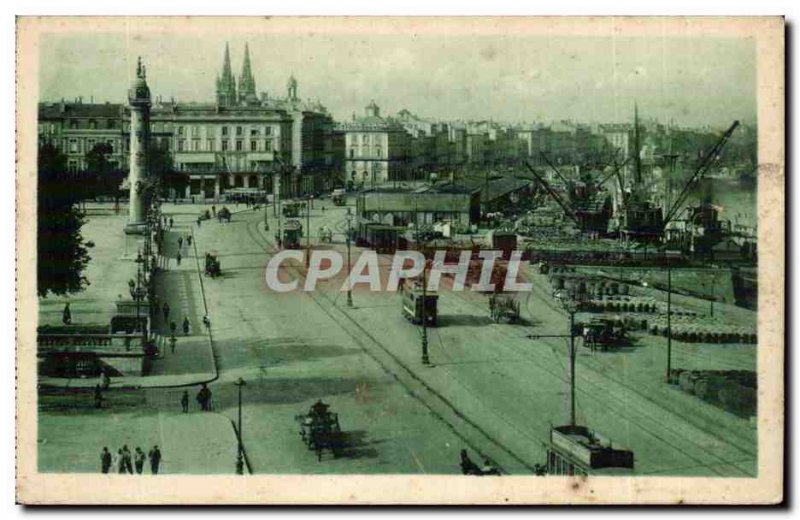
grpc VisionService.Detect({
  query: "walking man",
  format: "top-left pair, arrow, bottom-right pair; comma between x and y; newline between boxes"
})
62,302 -> 72,325
181,390 -> 189,413
162,302 -> 170,323
169,335 -> 177,354
183,316 -> 190,336
169,216 -> 174,229
186,235 -> 192,247
170,320 -> 177,336
148,446 -> 162,475
94,384 -> 103,409
121,445 -> 134,474
100,447 -> 112,474
176,251 -> 182,266
116,449 -> 125,474
134,447 -> 146,474
178,236 -> 183,250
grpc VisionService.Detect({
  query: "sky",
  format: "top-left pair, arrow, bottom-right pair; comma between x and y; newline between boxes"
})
38,28 -> 757,128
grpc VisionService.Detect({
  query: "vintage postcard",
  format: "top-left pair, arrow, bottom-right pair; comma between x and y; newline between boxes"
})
16,16 -> 784,504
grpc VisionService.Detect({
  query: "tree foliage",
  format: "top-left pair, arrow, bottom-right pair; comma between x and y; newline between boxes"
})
84,142 -> 126,199
38,142 -> 91,297
149,143 -> 188,197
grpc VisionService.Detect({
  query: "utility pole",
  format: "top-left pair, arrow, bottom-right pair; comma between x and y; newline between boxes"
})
346,208 -> 353,308
234,378 -> 246,475
569,308 -> 576,426
421,254 -> 430,366
306,195 -> 311,267
666,263 -> 672,382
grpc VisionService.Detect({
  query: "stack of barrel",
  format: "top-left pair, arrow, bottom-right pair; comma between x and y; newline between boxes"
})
671,369 -> 756,418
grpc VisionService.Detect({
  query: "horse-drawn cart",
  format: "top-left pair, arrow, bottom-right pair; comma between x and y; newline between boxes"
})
217,206 -> 231,222
295,400 -> 342,461
204,253 -> 221,277
489,293 -> 520,323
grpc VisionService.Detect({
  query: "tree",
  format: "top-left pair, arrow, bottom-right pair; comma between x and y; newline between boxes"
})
84,142 -> 126,200
148,143 -> 187,198
38,142 -> 91,297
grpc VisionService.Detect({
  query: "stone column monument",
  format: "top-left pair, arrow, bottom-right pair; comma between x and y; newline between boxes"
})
124,57 -> 152,235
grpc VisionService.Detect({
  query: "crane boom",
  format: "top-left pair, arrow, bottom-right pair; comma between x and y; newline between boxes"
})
662,121 -> 740,227
539,152 -> 572,187
524,161 -> 580,226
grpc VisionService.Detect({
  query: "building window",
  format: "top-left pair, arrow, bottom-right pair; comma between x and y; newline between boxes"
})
207,139 -> 215,152
106,140 -> 115,153
222,126 -> 229,137
236,140 -> 243,151
264,126 -> 272,136
349,149 -> 355,159
87,138 -> 96,151
222,140 -> 229,152
250,128 -> 259,137
362,134 -> 368,144
107,119 -> 116,129
375,146 -> 382,158
207,126 -> 216,137
191,126 -> 200,138
265,139 -> 273,151
67,160 -> 79,173
177,139 -> 185,152
192,139 -> 201,151
89,120 -> 97,130
177,126 -> 185,136
69,120 -> 79,129
250,140 -> 258,152
69,139 -> 78,153
236,126 -> 243,136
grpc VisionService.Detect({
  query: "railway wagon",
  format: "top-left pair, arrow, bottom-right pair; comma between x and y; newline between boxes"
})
546,424 -> 634,476
401,280 -> 438,326
331,189 -> 346,206
282,201 -> 305,218
357,222 -> 403,254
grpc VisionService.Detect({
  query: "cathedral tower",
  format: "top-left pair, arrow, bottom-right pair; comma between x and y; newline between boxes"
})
238,42 -> 257,104
216,42 -> 237,106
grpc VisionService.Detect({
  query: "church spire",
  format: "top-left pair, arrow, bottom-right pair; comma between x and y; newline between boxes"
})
238,42 -> 257,104
216,42 -> 237,106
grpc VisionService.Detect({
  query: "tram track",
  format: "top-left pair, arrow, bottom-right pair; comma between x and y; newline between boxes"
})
441,276 -> 756,476
242,211 -> 755,475
243,214 -> 539,474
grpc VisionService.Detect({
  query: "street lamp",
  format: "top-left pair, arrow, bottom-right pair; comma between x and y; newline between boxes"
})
234,377 -> 246,475
345,208 -> 353,308
305,195 -> 311,268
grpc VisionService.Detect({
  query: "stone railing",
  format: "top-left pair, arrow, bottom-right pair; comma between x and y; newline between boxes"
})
37,333 -> 146,355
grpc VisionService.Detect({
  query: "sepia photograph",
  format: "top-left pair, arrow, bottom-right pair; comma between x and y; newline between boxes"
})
15,15 -> 784,504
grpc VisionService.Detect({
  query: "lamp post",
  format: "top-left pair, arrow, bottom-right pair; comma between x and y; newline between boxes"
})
421,256 -> 430,366
345,208 -> 353,308
234,377 -> 246,475
306,195 -> 311,268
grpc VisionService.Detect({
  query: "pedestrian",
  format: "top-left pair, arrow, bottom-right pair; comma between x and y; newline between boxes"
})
134,447 -> 146,474
148,446 -> 162,475
321,205 -> 325,213
121,445 -> 134,474
170,320 -> 177,336
169,217 -> 174,229
176,251 -> 182,266
202,315 -> 210,329
186,235 -> 192,247
62,302 -> 72,325
169,335 -> 177,354
101,369 -> 111,390
100,447 -> 112,474
116,449 -> 125,474
211,205 -> 216,217
181,390 -> 189,413
162,302 -> 170,323
192,195 -> 196,204
183,316 -> 190,336
178,236 -> 183,250
94,384 -> 103,409
196,216 -> 202,227
197,383 -> 212,411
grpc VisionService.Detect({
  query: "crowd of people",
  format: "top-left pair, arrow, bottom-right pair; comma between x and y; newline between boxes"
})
100,445 -> 162,475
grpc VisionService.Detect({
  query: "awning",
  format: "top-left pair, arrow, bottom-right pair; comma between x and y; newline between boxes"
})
177,153 -> 216,164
